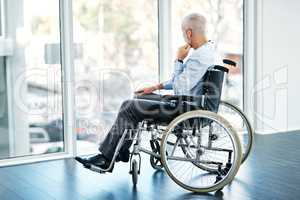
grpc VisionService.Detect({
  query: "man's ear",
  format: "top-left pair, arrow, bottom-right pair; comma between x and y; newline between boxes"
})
187,29 -> 192,39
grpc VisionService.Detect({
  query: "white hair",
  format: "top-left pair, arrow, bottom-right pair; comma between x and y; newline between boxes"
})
182,13 -> 207,35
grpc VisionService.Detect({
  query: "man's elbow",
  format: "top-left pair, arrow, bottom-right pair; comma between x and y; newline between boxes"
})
173,82 -> 193,93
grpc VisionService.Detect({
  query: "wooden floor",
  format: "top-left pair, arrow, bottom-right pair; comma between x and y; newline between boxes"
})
0,132 -> 300,200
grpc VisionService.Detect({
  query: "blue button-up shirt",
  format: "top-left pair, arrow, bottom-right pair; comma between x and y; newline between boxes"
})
163,41 -> 215,96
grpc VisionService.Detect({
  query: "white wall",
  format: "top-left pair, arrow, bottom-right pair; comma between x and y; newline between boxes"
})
255,0 -> 300,134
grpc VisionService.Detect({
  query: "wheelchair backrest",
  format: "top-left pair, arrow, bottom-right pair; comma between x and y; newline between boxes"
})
198,59 -> 235,112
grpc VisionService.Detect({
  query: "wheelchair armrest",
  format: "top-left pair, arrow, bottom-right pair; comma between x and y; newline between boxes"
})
135,93 -> 205,107
134,93 -> 164,101
134,93 -> 200,102
162,94 -> 204,102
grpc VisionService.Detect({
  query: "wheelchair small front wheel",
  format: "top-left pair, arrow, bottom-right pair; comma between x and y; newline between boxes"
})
131,159 -> 138,186
160,110 -> 242,193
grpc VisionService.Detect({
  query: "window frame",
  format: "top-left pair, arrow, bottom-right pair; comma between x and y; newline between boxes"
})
243,0 -> 256,128
0,0 -> 5,37
158,0 -> 172,83
59,0 -> 76,158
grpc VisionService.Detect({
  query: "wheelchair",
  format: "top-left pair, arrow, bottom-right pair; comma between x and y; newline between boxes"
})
88,59 -> 253,193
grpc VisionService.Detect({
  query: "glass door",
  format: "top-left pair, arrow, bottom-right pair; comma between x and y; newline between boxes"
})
0,0 -> 64,159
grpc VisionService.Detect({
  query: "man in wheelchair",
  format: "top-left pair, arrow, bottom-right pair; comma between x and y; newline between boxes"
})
75,13 -> 216,171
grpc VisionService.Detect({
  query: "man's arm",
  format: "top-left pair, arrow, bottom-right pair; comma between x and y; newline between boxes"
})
161,60 -> 184,90
157,44 -> 191,91
136,44 -> 191,95
136,60 -> 184,95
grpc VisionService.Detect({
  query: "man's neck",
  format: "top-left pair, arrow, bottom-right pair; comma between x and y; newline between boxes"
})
192,37 -> 208,49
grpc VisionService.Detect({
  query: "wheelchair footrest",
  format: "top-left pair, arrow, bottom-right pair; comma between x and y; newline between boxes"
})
87,164 -> 113,174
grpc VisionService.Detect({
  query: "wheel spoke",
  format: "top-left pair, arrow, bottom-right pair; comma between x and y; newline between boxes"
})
170,137 -> 180,156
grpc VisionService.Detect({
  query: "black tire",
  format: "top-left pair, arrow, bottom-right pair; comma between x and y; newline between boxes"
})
150,155 -> 164,170
132,159 -> 138,186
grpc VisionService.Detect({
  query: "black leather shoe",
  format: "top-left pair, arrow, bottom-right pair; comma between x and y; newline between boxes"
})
75,154 -> 112,170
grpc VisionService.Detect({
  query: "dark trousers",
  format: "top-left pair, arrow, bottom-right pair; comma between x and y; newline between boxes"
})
99,94 -> 191,160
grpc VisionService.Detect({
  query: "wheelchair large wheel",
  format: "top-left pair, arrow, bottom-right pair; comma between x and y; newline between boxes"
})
218,101 -> 254,163
160,110 -> 242,193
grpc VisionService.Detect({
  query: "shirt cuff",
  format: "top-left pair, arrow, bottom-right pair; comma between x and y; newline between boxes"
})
174,60 -> 184,74
163,81 -> 173,90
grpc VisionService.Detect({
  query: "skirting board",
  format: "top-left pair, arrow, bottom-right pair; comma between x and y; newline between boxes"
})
255,127 -> 300,135
0,153 -> 73,168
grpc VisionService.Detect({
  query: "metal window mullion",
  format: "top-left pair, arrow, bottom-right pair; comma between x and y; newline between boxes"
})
59,0 -> 76,156
0,0 -> 5,37
158,0 -> 172,83
1,0 -> 15,157
244,0 -> 257,130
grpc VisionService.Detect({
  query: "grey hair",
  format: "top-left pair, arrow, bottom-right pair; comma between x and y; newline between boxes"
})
182,13 -> 207,35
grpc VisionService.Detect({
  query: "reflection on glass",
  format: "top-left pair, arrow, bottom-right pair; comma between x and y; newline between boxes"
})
0,0 -> 64,159
73,0 -> 159,155
171,0 -> 244,108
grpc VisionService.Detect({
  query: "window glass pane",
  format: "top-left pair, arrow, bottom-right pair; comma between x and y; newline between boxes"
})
0,0 -> 64,159
73,0 -> 159,155
172,0 -> 244,108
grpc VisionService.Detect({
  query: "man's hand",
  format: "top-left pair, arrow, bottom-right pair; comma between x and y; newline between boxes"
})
135,84 -> 163,96
176,44 -> 191,61
143,86 -> 157,94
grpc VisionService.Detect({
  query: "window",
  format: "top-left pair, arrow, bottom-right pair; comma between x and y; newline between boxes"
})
0,0 -> 64,160
171,0 -> 244,108
73,0 -> 159,155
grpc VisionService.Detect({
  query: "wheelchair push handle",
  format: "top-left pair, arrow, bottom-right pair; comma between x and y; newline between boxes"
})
223,59 -> 237,67
212,59 -> 237,73
213,65 -> 229,73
